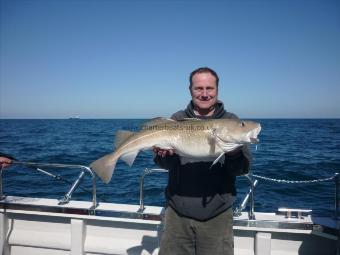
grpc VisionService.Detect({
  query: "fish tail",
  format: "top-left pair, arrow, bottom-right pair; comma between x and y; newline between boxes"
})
90,153 -> 118,184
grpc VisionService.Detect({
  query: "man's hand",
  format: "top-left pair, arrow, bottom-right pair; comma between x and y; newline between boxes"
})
152,147 -> 174,158
0,156 -> 12,169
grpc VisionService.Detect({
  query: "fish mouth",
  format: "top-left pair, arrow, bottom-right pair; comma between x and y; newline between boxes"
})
248,125 -> 261,143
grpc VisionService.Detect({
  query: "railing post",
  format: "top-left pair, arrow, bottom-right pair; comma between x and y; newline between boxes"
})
0,169 -> 4,200
249,179 -> 256,220
245,175 -> 256,220
81,166 -> 97,212
335,173 -> 339,220
138,169 -> 148,213
138,168 -> 168,214
234,178 -> 258,217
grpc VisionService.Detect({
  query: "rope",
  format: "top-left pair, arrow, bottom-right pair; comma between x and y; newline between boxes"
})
250,173 -> 338,184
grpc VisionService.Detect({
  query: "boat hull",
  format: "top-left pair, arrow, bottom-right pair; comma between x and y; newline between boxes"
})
0,196 -> 338,255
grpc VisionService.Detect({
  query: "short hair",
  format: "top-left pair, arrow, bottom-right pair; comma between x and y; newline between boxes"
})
189,67 -> 219,89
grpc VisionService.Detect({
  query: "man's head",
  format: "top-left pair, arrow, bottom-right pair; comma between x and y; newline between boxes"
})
189,67 -> 219,116
189,67 -> 219,89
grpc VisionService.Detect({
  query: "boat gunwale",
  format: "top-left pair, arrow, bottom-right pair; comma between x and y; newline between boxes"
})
2,195 -> 338,236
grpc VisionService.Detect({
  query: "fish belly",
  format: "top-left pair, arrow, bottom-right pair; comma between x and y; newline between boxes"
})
170,130 -> 222,158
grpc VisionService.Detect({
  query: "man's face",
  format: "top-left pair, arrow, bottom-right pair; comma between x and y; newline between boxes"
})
190,72 -> 218,111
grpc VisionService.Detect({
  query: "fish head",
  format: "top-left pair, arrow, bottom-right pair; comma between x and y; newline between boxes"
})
214,120 -> 261,144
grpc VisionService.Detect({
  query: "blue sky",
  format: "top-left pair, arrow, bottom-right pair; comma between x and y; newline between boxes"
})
1,0 -> 339,119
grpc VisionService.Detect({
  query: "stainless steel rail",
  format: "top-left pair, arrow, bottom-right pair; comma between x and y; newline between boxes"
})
252,172 -> 340,220
335,173 -> 339,219
3,196 -> 338,236
0,161 -> 97,210
58,170 -> 86,205
234,178 -> 258,219
137,168 -> 258,220
138,168 -> 168,213
246,174 -> 257,220
2,162 -> 338,222
0,168 -> 4,200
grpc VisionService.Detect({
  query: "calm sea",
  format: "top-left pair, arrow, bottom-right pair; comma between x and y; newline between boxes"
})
1,119 -> 339,216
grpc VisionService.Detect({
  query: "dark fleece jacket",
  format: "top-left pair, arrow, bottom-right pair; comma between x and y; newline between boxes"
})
154,101 -> 250,221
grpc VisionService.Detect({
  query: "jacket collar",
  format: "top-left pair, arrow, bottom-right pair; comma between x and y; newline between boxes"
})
185,100 -> 226,119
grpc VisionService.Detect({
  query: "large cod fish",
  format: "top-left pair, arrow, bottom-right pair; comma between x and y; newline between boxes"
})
90,118 -> 261,183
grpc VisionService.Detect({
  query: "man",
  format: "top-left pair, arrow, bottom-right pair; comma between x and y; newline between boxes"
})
153,67 -> 251,255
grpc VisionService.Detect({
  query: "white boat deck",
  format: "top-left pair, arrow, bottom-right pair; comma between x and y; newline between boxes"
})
1,195 -> 338,255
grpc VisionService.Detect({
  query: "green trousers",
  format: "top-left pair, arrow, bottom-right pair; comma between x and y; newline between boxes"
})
159,206 -> 234,255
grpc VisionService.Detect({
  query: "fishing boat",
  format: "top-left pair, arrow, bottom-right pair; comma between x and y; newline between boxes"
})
68,116 -> 80,120
0,162 -> 339,255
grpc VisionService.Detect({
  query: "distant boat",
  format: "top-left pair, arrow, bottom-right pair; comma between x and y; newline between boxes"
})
68,116 -> 80,119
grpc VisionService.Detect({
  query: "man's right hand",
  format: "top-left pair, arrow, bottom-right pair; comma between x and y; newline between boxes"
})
152,147 -> 175,158
0,156 -> 12,169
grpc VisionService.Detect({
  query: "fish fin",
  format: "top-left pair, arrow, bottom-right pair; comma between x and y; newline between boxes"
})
120,151 -> 139,166
210,152 -> 225,169
144,117 -> 174,125
179,118 -> 202,121
90,153 -> 118,184
211,128 -> 241,152
142,117 -> 174,130
208,133 -> 216,154
150,117 -> 174,121
115,130 -> 135,148
216,140 -> 242,152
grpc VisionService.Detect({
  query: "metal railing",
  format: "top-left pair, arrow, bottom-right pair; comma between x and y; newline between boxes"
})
2,162 -> 338,221
0,161 -> 97,209
251,172 -> 340,219
58,170 -> 87,205
138,168 -> 168,213
138,169 -> 340,221
335,173 -> 340,219
234,177 -> 258,219
138,168 -> 259,220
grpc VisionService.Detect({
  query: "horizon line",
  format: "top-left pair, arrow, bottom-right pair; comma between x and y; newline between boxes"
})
1,117 -> 340,120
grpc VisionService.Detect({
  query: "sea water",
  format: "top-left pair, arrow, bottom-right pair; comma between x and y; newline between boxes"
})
1,119 -> 339,216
